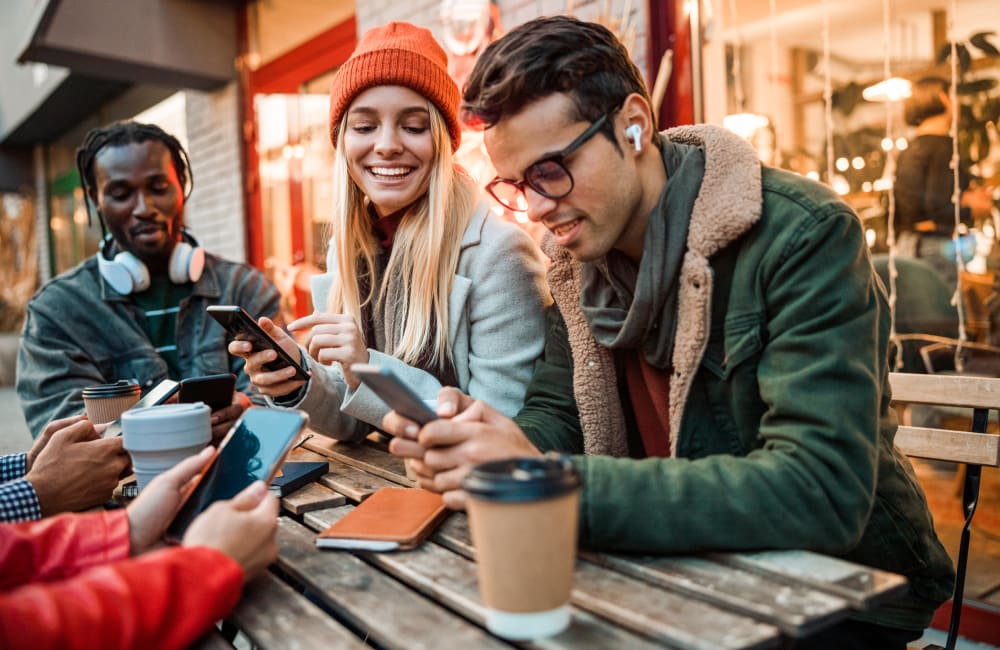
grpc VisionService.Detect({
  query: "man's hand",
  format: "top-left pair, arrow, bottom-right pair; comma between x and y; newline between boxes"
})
183,481 -> 279,583
288,312 -> 369,390
26,419 -> 130,516
25,414 -> 89,471
127,446 -> 214,555
209,392 -> 250,444
228,316 -> 307,398
383,387 -> 542,509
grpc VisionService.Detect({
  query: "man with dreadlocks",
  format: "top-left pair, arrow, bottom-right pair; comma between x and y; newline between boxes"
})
17,121 -> 280,443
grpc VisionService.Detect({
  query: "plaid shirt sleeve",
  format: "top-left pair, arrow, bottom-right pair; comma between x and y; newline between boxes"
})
0,453 -> 27,482
0,454 -> 42,522
0,479 -> 42,522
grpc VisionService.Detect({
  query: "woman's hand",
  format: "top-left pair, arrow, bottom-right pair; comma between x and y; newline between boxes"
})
127,446 -> 214,555
227,317 -> 307,397
288,312 -> 369,390
182,481 -> 279,583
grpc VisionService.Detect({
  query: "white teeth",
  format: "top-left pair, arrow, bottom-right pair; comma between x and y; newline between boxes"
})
369,167 -> 410,177
553,220 -> 578,236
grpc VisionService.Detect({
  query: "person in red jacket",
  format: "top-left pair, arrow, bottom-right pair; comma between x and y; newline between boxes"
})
0,444 -> 279,650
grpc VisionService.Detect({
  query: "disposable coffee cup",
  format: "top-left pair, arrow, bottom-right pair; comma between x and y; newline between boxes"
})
121,403 -> 212,491
463,455 -> 582,640
82,380 -> 141,424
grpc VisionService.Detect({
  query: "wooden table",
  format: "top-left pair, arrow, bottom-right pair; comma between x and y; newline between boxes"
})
212,433 -> 909,650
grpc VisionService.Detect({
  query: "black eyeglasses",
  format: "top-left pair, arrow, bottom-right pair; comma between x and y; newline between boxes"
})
486,112 -> 611,212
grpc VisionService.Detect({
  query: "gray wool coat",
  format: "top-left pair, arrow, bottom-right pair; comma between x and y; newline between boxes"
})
287,203 -> 551,441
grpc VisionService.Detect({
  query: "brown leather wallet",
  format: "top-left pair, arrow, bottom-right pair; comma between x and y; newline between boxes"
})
315,487 -> 449,551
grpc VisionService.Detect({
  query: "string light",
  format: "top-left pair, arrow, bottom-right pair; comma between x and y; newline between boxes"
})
822,0 -> 834,185
950,0 -> 968,369
723,0 -> 769,141
882,0 -> 900,368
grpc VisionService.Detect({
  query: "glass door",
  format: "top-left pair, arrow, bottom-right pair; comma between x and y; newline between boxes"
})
254,91 -> 334,321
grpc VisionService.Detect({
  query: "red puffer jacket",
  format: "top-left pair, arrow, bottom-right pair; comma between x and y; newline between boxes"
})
0,509 -> 243,649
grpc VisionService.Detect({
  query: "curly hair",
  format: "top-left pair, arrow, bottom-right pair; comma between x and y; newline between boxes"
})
461,15 -> 655,148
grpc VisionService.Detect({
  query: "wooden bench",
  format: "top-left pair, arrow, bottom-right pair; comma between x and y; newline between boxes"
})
889,372 -> 1000,650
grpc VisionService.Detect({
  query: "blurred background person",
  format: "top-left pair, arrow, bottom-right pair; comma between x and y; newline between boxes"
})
894,76 -> 995,291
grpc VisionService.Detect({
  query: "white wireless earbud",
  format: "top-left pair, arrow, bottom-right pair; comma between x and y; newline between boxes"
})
625,124 -> 643,152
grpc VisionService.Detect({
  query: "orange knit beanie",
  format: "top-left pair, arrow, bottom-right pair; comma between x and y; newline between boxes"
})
329,22 -> 461,151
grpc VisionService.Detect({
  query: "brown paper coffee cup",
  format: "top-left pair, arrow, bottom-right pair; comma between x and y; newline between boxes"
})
82,380 -> 141,424
464,456 -> 582,640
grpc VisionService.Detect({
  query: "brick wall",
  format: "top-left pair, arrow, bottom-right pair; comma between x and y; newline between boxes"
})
357,0 -> 648,81
183,82 -> 247,264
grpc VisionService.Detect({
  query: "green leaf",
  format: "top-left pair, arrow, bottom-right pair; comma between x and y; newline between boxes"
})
970,32 -> 1000,58
957,43 -> 972,72
937,41 -> 953,64
957,78 -> 998,94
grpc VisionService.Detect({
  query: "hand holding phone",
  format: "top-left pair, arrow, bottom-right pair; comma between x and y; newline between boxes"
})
350,364 -> 438,425
166,406 -> 308,539
208,306 -> 310,382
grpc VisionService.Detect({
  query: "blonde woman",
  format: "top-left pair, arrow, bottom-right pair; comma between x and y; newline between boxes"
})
231,22 -> 549,441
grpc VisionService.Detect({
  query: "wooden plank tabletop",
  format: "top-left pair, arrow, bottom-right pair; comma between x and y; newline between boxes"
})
275,515 -> 509,650
229,571 -> 359,649
305,505 -> 771,649
709,550 -> 909,610
240,438 -> 910,649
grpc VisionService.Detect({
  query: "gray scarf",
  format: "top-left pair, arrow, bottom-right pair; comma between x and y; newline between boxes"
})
579,139 -> 705,369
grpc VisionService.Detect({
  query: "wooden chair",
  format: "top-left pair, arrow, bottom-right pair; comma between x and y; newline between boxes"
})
889,372 -> 1000,650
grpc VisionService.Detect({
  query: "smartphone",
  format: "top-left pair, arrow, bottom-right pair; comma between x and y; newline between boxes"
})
207,305 -> 310,382
102,379 -> 180,437
179,373 -> 236,411
350,363 -> 438,425
166,407 -> 308,540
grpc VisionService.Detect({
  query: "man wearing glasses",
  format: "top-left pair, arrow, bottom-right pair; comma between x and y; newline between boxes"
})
384,16 -> 953,648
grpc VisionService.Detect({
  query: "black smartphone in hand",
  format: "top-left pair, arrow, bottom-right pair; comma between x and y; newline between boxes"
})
207,306 -> 310,382
166,407 -> 308,540
350,363 -> 439,425
179,373 -> 236,411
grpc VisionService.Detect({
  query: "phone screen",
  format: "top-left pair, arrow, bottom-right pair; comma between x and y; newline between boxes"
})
136,379 -> 181,409
207,306 -> 310,381
350,363 -> 438,425
166,407 -> 307,539
103,379 -> 180,438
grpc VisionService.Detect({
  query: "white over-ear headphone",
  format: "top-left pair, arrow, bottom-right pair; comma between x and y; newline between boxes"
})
97,229 -> 205,295
625,124 -> 643,152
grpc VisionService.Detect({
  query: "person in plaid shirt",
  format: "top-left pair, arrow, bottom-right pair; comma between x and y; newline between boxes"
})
0,415 -> 128,522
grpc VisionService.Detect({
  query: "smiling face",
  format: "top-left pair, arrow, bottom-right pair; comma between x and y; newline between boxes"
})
342,85 -> 436,219
92,139 -> 184,272
484,93 -> 649,263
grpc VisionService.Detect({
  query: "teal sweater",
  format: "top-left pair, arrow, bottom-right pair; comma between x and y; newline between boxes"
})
515,125 -> 954,631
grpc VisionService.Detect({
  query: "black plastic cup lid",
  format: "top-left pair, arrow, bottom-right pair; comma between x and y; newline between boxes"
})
463,454 -> 582,502
82,380 -> 141,399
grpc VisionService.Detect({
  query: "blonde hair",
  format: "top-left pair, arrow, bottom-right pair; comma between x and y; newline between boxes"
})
327,101 -> 477,370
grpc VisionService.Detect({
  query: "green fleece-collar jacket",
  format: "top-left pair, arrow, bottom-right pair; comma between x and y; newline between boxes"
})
515,124 -> 954,631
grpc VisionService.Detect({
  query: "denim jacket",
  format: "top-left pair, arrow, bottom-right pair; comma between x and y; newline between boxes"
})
17,253 -> 280,435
